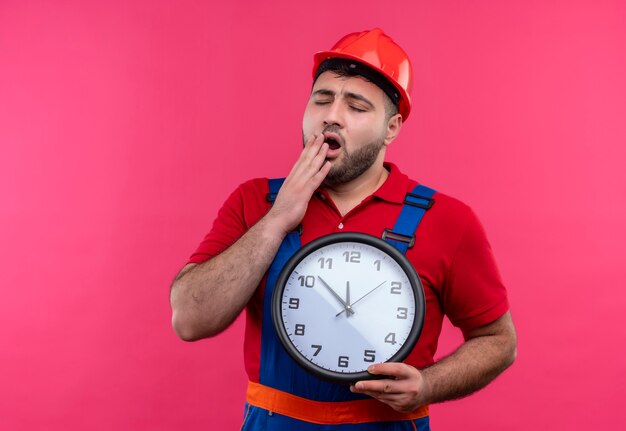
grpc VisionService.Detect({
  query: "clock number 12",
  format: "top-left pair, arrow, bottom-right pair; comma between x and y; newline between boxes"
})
342,251 -> 361,263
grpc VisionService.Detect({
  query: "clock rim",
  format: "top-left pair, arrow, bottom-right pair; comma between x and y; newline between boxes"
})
271,232 -> 425,385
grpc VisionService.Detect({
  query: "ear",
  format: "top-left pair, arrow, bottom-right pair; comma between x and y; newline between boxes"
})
383,114 -> 403,146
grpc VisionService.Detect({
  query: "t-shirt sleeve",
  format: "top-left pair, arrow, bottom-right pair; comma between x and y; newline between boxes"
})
188,179 -> 268,264
443,208 -> 509,334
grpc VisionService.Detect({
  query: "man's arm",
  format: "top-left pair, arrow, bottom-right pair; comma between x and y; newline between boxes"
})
350,311 -> 517,412
170,135 -> 331,341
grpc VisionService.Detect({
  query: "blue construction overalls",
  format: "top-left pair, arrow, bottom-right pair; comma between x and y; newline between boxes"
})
241,179 -> 436,431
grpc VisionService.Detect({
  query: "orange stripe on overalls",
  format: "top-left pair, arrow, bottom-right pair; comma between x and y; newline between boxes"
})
246,381 -> 429,425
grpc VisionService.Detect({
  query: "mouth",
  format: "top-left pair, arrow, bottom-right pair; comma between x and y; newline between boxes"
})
323,133 -> 342,150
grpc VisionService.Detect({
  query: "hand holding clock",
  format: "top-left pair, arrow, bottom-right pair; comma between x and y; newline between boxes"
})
350,362 -> 430,413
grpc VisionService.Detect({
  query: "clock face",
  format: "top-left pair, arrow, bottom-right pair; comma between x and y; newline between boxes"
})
272,232 -> 425,384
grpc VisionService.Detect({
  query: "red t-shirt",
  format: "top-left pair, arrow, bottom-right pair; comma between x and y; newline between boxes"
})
189,163 -> 509,381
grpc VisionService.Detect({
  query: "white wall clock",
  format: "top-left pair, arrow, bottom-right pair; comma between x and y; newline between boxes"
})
272,232 -> 425,384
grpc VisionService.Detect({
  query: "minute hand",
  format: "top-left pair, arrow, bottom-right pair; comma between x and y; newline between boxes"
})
336,280 -> 387,317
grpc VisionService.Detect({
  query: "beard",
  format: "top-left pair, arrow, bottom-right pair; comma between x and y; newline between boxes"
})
323,137 -> 385,186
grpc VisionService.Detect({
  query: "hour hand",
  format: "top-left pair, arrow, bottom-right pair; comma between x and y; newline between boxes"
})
336,280 -> 387,317
317,276 -> 354,316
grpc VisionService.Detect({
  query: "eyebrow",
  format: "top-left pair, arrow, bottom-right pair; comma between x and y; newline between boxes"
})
311,89 -> 375,109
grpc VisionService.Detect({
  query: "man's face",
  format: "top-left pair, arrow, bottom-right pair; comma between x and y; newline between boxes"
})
302,71 -> 394,186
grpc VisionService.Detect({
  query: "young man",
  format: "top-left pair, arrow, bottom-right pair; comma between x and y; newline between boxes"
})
170,28 -> 516,430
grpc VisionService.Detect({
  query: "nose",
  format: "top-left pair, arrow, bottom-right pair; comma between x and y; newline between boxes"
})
323,100 -> 344,128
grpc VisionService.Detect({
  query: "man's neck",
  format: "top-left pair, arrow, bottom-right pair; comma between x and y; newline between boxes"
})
323,163 -> 389,217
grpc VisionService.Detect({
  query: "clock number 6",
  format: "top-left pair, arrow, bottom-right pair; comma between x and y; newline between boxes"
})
338,356 -> 349,368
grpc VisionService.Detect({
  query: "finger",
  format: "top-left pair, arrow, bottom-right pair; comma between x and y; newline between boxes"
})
351,390 -> 404,407
310,142 -> 330,169
284,137 -> 326,182
308,160 -> 331,189
302,134 -> 325,158
299,142 -> 329,185
290,135 -> 326,177
304,133 -> 316,146
366,362 -> 415,379
351,378 -> 399,395
305,133 -> 324,147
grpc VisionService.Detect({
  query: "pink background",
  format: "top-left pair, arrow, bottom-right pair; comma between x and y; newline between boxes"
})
1,0 -> 625,429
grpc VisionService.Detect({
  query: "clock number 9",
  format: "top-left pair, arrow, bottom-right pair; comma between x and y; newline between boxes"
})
342,251 -> 361,263
288,298 -> 300,309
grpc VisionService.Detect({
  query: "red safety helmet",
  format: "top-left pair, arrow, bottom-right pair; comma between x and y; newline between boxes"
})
313,28 -> 413,120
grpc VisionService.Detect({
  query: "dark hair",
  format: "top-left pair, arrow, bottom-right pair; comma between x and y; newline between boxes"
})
314,58 -> 400,120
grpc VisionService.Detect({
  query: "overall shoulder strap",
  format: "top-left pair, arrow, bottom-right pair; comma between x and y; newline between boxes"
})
383,184 -> 436,254
266,178 -> 286,204
266,178 -> 302,235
